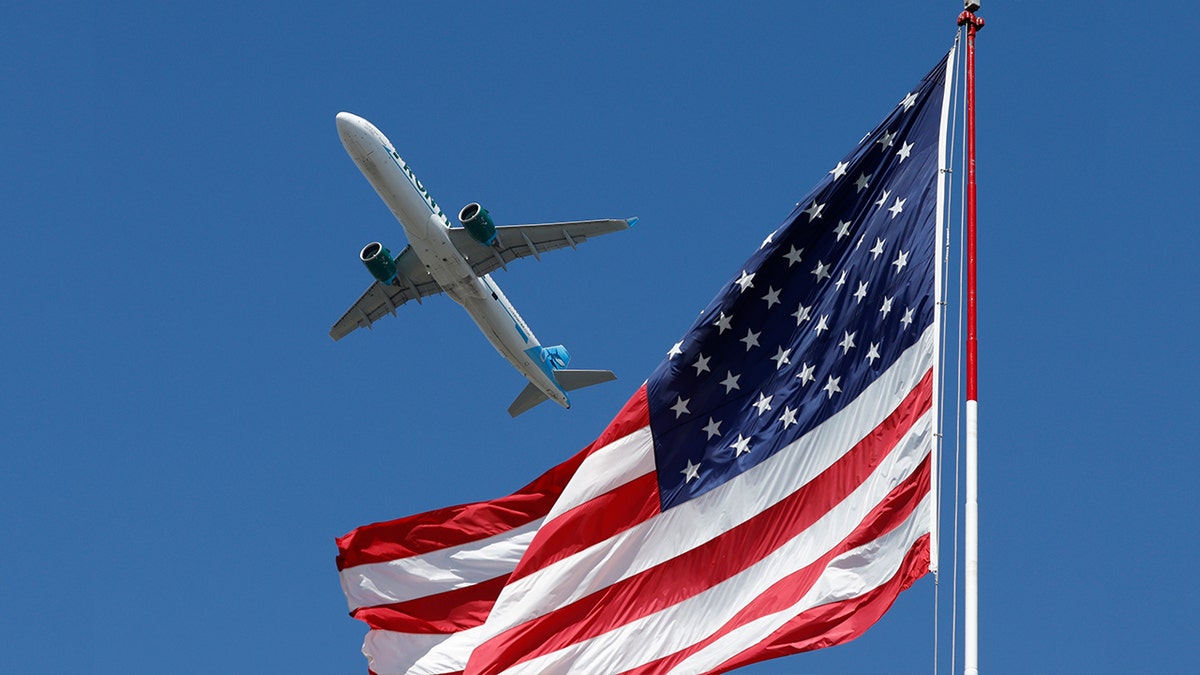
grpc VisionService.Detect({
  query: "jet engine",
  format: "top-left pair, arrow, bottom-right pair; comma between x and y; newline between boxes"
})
458,202 -> 498,246
360,241 -> 398,285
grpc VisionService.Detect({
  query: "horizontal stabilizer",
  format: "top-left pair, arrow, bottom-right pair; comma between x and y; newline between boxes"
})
507,369 -> 617,418
554,369 -> 617,392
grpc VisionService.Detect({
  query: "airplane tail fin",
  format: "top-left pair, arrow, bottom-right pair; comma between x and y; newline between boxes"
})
508,369 -> 617,418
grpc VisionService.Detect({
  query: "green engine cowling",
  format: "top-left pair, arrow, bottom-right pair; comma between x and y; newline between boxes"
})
360,241 -> 398,285
458,202 -> 498,246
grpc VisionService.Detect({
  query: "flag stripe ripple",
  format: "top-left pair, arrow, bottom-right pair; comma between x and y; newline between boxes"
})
468,328 -> 935,674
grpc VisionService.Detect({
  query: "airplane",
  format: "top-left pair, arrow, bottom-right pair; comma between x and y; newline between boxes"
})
330,112 -> 635,417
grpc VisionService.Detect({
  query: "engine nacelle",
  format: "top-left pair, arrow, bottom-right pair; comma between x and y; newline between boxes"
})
458,202 -> 497,246
360,241 -> 398,285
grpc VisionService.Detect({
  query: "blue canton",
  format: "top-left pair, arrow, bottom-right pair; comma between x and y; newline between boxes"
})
648,55 -> 950,511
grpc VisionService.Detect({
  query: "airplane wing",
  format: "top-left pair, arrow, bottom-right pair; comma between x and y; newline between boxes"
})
329,244 -> 443,341
447,218 -> 634,277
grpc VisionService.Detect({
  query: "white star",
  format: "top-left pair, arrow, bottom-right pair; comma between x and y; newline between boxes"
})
829,161 -> 848,180
866,342 -> 881,365
901,307 -> 915,329
897,141 -> 914,162
855,173 -> 871,193
900,91 -> 918,111
719,371 -> 741,394
762,286 -> 781,309
713,312 -> 733,334
797,362 -> 815,386
740,329 -> 761,351
771,346 -> 791,370
784,245 -> 804,266
853,280 -> 869,303
692,353 -> 711,375
803,201 -> 825,220
811,261 -> 831,283
892,250 -> 909,273
735,270 -> 755,292
814,314 -> 830,336
779,406 -> 798,429
855,233 -> 866,250
681,458 -> 700,483
874,189 -> 891,208
752,393 -> 773,416
870,237 -> 886,260
667,341 -> 684,359
671,396 -> 691,418
839,330 -> 857,354
834,220 -> 852,240
835,269 -> 848,290
888,197 -> 906,219
880,295 -> 894,317
792,303 -> 812,326
731,434 -> 752,457
876,130 -> 896,149
824,375 -> 842,398
702,417 -> 722,440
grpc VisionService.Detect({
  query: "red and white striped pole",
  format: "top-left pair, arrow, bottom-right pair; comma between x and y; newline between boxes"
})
957,4 -> 984,675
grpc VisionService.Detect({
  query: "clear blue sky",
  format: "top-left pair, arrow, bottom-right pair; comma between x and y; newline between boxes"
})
4,3 -> 1196,673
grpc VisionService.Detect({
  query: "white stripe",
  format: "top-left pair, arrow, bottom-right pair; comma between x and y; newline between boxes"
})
495,415 -> 932,675
543,425 -> 655,520
669,495 -> 932,675
486,326 -> 935,634
929,41 -> 956,576
364,623 -> 490,675
341,518 -> 542,611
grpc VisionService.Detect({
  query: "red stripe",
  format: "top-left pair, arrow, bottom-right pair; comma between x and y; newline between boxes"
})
589,385 -> 651,451
351,574 -> 508,633
468,372 -> 931,674
338,387 -> 649,570
509,472 -> 660,583
336,451 -> 583,569
612,461 -> 931,675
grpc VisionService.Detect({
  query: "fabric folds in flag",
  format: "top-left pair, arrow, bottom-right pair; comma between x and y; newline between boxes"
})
336,450 -> 578,675
338,50 -> 954,675
335,402 -> 649,675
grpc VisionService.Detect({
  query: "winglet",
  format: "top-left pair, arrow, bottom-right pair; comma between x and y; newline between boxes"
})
626,217 -> 639,228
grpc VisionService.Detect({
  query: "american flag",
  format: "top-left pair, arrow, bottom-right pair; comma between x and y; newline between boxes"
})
337,50 -> 954,675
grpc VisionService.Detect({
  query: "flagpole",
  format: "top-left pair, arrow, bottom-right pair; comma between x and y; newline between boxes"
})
957,4 -> 984,675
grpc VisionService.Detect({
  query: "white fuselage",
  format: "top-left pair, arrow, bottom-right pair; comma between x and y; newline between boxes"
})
335,112 -> 569,408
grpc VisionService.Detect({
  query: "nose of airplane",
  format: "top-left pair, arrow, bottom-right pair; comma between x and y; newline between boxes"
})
336,111 -> 365,139
336,112 -> 375,157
